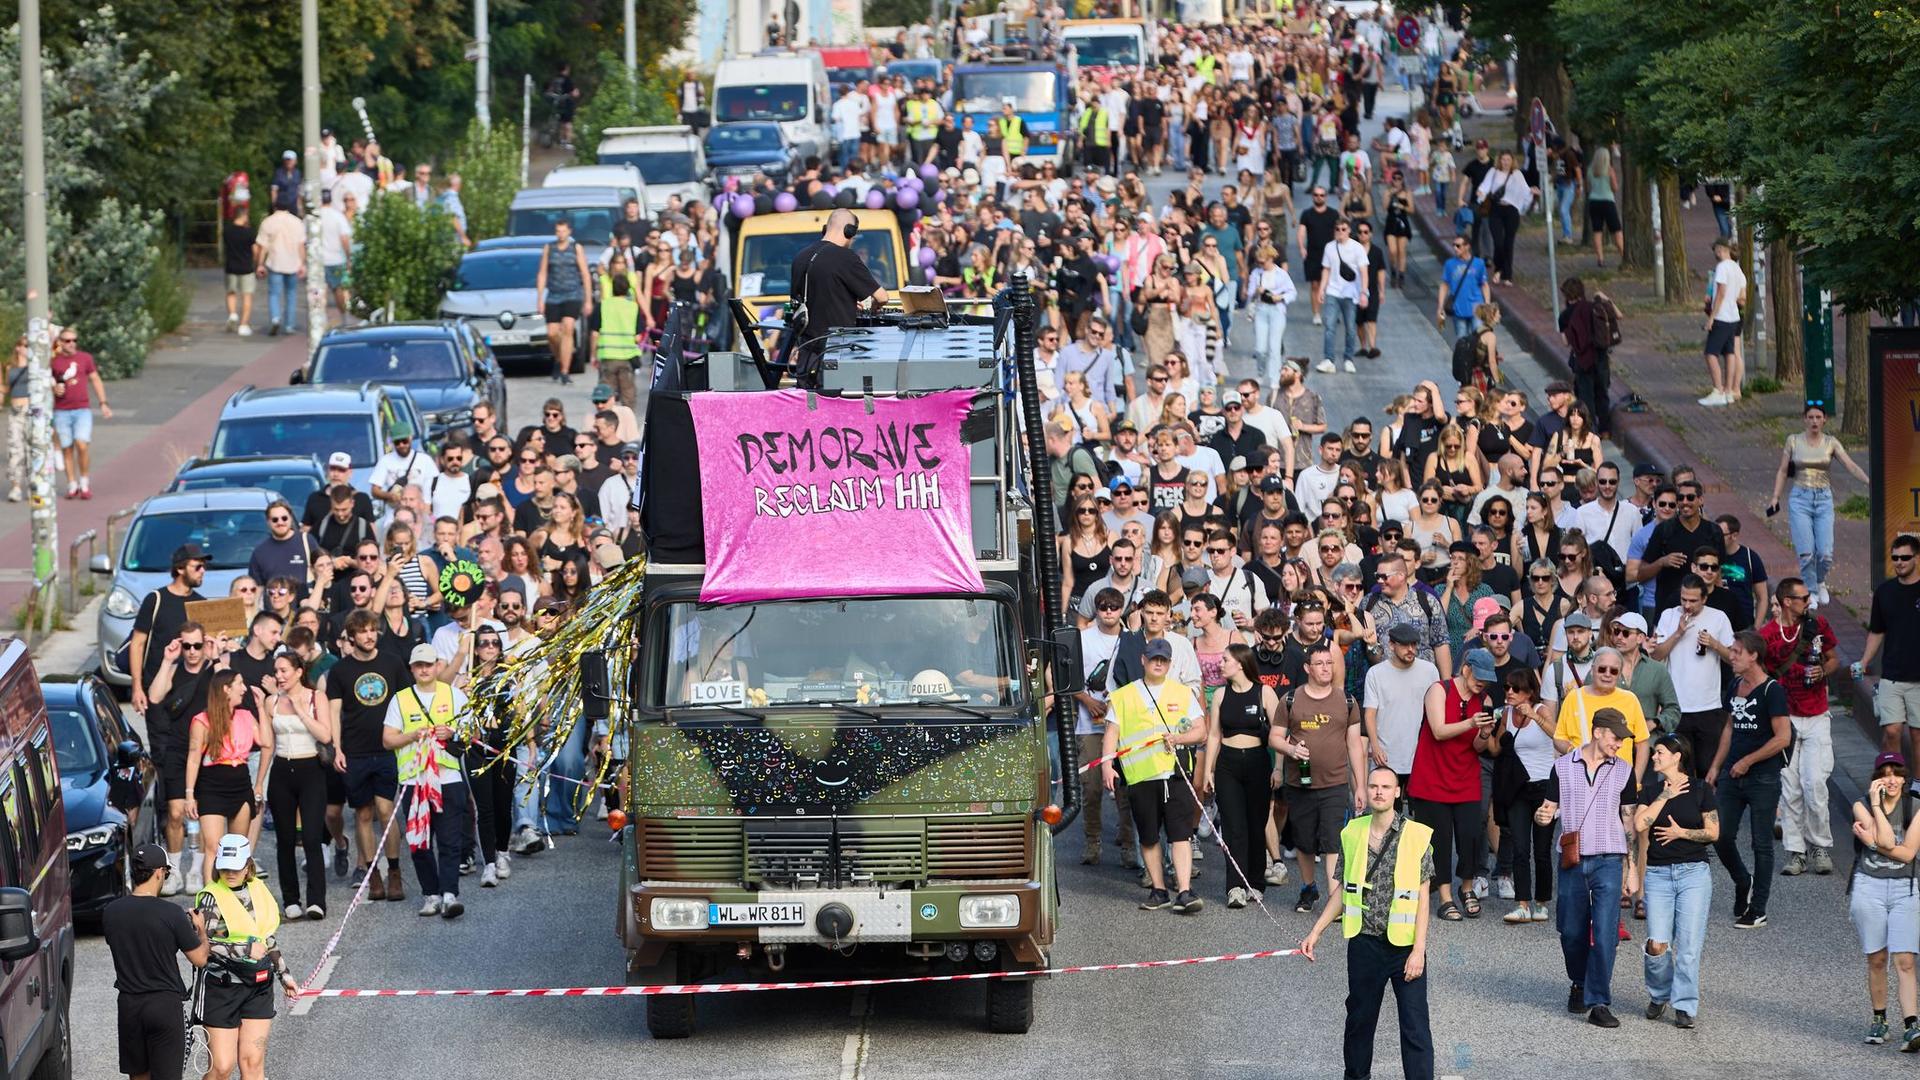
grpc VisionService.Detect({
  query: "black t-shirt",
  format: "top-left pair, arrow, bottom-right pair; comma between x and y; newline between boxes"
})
1339,449 -> 1385,488
323,652 -> 408,759
1056,255 -> 1103,313
1477,419 -> 1534,465
791,240 -> 881,347
131,587 -> 204,688
1209,423 -> 1264,466
1137,97 -> 1165,133
1147,465 -> 1189,512
1723,677 -> 1789,775
1638,775 -> 1712,865
302,489 -> 376,534
152,664 -> 215,760
1019,209 -> 1062,241
1393,415 -> 1445,479
1869,578 -> 1920,682
1642,516 -> 1726,612
227,649 -> 277,701
1480,561 -> 1521,600
311,512 -> 375,559
1224,203 -> 1253,237
1461,158 -> 1492,203
513,497 -> 553,536
934,127 -> 961,167
221,222 -> 258,277
1299,206 -> 1340,263
517,423 -> 578,461
103,895 -> 198,997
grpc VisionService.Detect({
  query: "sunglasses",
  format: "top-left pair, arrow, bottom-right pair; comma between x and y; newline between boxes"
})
1182,539 -> 1205,547
1655,501 -> 1677,510
1597,478 -> 1618,486
1485,508 -> 1509,517
268,586 -> 291,595
268,514 -> 291,523
1894,553 -> 1916,563
1678,493 -> 1699,502
1096,602 -> 1123,612
180,642 -> 205,651
1593,666 -> 1621,675
1529,574 -> 1555,583
1694,562 -> 1720,570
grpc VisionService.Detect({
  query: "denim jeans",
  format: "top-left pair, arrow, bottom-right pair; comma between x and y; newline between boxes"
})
1555,182 -> 1577,239
543,718 -> 592,832
1447,314 -> 1476,344
1557,852 -> 1624,1008
268,270 -> 301,330
1322,295 -> 1357,362
402,780 -> 471,898
1714,768 -> 1782,915
1643,861 -> 1711,1014
1432,180 -> 1449,213
1789,485 -> 1834,594
834,140 -> 860,172
511,744 -> 542,833
1252,302 -> 1288,388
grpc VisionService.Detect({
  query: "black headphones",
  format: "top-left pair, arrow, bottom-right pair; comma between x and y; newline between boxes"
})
823,215 -> 858,240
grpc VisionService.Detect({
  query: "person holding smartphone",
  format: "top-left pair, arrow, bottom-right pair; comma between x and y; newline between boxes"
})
1632,734 -> 1718,1028
1409,648 -> 1499,921
1851,751 -> 1920,1049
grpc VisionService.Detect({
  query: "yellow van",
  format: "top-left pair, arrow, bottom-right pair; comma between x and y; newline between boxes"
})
731,208 -> 906,314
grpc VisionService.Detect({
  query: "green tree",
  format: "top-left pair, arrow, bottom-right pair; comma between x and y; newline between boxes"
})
572,51 -> 680,164
445,119 -> 524,241
348,195 -> 463,321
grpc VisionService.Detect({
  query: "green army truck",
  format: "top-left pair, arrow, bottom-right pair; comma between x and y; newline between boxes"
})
612,310 -> 1081,1038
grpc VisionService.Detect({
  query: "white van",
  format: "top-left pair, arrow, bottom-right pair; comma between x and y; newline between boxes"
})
712,51 -> 831,164
1061,19 -> 1149,78
596,126 -> 711,217
542,164 -> 647,212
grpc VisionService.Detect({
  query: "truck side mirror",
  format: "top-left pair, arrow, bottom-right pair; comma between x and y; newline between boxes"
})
0,888 -> 36,964
1050,625 -> 1083,696
580,649 -> 612,721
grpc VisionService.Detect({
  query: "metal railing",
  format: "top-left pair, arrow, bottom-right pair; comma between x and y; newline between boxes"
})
104,505 -> 138,573
24,573 -> 56,652
65,529 -> 96,616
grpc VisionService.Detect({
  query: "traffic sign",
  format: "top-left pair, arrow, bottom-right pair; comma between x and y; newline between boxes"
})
1395,14 -> 1419,50
1529,97 -> 1547,144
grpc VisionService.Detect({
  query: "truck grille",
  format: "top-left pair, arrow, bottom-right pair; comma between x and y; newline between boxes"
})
638,818 -> 744,880
926,818 -> 1029,879
746,822 -> 832,885
840,826 -> 926,884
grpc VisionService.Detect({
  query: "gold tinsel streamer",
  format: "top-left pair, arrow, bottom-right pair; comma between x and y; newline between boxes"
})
458,555 -> 648,815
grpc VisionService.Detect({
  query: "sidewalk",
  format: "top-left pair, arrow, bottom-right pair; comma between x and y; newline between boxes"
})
1410,104 -> 1881,733
1,268 -> 305,622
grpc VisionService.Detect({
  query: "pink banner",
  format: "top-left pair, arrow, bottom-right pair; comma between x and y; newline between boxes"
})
690,389 -> 984,602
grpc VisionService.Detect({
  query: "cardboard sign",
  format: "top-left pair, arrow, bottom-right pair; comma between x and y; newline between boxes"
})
185,597 -> 250,641
689,389 -> 984,602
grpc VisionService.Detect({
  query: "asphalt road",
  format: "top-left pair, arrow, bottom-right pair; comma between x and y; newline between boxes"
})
59,87 -> 1899,1079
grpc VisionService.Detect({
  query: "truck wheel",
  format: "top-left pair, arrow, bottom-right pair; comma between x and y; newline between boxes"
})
984,974 -> 1033,1034
30,997 -> 70,1080
637,949 -> 695,1039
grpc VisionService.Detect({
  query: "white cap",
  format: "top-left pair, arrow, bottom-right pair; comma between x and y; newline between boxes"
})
213,833 -> 252,871
327,451 -> 353,469
408,643 -> 440,667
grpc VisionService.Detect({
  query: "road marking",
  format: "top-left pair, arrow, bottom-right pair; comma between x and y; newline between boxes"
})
839,988 -> 871,1080
293,955 -> 338,1016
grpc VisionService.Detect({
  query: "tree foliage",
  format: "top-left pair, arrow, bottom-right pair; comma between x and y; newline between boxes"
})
348,196 -> 463,322
445,120 -> 524,242
573,52 -> 682,165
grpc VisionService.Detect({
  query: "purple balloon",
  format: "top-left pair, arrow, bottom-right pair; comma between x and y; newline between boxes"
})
918,163 -> 940,182
731,193 -> 756,218
773,192 -> 798,213
934,189 -> 947,204
899,174 -> 922,192
822,183 -> 839,197
1104,254 -> 1122,274
918,246 -> 938,268
864,188 -> 886,210
896,188 -> 920,210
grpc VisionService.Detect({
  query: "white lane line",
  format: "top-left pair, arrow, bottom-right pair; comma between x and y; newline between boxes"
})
839,987 -> 872,1080
292,955 -> 338,1017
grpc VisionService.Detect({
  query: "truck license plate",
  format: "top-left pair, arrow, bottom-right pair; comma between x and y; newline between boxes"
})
709,902 -> 806,925
488,330 -> 530,346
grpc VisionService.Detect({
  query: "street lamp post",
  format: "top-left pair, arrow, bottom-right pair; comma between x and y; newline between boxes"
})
476,0 -> 492,128
303,0 -> 326,355
624,0 -> 637,74
19,0 -> 58,634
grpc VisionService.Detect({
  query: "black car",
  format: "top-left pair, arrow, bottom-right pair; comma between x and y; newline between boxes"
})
292,320 -> 507,441
43,675 -> 151,918
168,454 -> 327,508
705,121 -> 800,184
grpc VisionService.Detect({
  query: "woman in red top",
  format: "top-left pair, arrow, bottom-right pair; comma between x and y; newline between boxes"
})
1410,647 -> 1499,920
186,670 -> 274,883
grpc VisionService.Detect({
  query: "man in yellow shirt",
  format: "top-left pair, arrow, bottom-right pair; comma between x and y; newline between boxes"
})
1553,646 -> 1651,781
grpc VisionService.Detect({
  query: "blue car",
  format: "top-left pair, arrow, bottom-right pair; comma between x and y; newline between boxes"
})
208,383 -> 428,495
168,454 -> 327,508
292,321 -> 506,441
705,121 -> 801,184
44,675 -> 152,918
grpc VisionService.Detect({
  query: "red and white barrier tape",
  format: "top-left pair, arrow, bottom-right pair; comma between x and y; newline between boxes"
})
295,946 -> 1302,999
300,798 -> 404,990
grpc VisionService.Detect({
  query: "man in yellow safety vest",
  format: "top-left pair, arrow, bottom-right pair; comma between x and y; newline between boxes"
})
905,86 -> 944,165
1077,97 -> 1111,173
999,99 -> 1028,158
1301,766 -> 1435,1080
1101,637 -> 1209,914
594,272 -> 644,409
382,643 -> 473,919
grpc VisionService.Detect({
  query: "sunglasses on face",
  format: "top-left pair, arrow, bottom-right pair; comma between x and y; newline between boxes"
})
1183,539 -> 1205,547
1486,508 -> 1509,517
180,641 -> 205,651
1894,554 -> 1917,563
1656,501 -> 1677,510
1593,666 -> 1620,675
1678,493 -> 1699,502
1096,602 -> 1123,612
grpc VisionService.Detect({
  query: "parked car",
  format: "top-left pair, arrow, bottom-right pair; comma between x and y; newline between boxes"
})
542,163 -> 648,213
43,674 -> 151,919
208,383 -> 427,494
439,240 -> 570,373
92,487 -> 277,687
705,121 -> 800,185
291,321 -> 505,440
168,455 -> 326,508
595,126 -> 711,217
506,185 -> 625,264
0,638 -> 75,1079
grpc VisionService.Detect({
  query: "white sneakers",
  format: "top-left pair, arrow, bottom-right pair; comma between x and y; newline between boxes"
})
441,893 -> 465,919
1311,313 -> 1323,326
418,895 -> 442,917
1818,584 -> 1832,608
495,853 -> 512,879
481,864 -> 499,888
237,324 -> 253,336
1226,887 -> 1249,909
1698,389 -> 1742,407
1265,861 -> 1289,886
1316,358 -> 1337,373
283,903 -> 303,921
1343,359 -> 1357,373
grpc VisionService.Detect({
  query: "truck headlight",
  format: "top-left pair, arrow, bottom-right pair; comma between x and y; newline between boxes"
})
66,825 -> 117,852
104,586 -> 137,620
958,893 -> 1019,928
649,897 -> 710,930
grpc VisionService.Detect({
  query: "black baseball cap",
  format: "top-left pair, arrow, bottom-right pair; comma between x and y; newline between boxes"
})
131,843 -> 169,880
171,544 -> 208,570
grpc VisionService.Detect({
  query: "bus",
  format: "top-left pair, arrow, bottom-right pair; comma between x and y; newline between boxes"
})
950,61 -> 1073,168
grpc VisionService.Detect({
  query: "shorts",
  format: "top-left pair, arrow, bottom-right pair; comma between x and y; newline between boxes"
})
1703,318 -> 1741,358
52,407 -> 91,448
1284,785 -> 1349,856
324,263 -> 347,289
201,977 -> 275,1029
1586,199 -> 1622,234
875,126 -> 899,144
1851,872 -> 1920,955
344,753 -> 398,809
859,131 -> 876,145
543,300 -> 583,323
1303,258 -> 1323,285
118,991 -> 187,1080
225,272 -> 257,296
1357,298 -> 1380,324
1126,774 -> 1199,844
158,752 -> 190,805
194,762 -> 255,819
1877,680 -> 1920,729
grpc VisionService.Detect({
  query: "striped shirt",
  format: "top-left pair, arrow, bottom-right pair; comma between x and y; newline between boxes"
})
1549,749 -> 1635,857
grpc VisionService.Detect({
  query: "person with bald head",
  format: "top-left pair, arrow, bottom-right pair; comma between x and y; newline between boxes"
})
787,207 -> 889,387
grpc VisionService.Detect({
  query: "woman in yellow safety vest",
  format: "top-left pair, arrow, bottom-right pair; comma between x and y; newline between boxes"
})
195,833 -> 298,1080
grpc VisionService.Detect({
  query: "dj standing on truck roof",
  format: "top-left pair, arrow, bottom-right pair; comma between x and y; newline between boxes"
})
787,207 -> 889,387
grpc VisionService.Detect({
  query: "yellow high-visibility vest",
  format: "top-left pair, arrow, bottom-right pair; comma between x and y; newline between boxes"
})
1002,114 -> 1028,157
1339,815 -> 1432,946
392,681 -> 463,782
598,295 -> 643,362
1106,677 -> 1195,785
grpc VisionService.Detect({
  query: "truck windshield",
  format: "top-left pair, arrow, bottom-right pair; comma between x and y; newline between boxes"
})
716,84 -> 810,122
954,71 -> 1057,114
1067,34 -> 1141,68
598,150 -> 698,185
736,228 -> 899,297
654,597 -> 1022,711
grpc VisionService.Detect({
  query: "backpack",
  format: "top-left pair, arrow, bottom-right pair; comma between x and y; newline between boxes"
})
1589,290 -> 1623,349
1451,331 -> 1486,387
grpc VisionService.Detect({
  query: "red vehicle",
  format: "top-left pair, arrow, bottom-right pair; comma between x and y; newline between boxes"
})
818,46 -> 877,93
0,638 -> 74,1079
